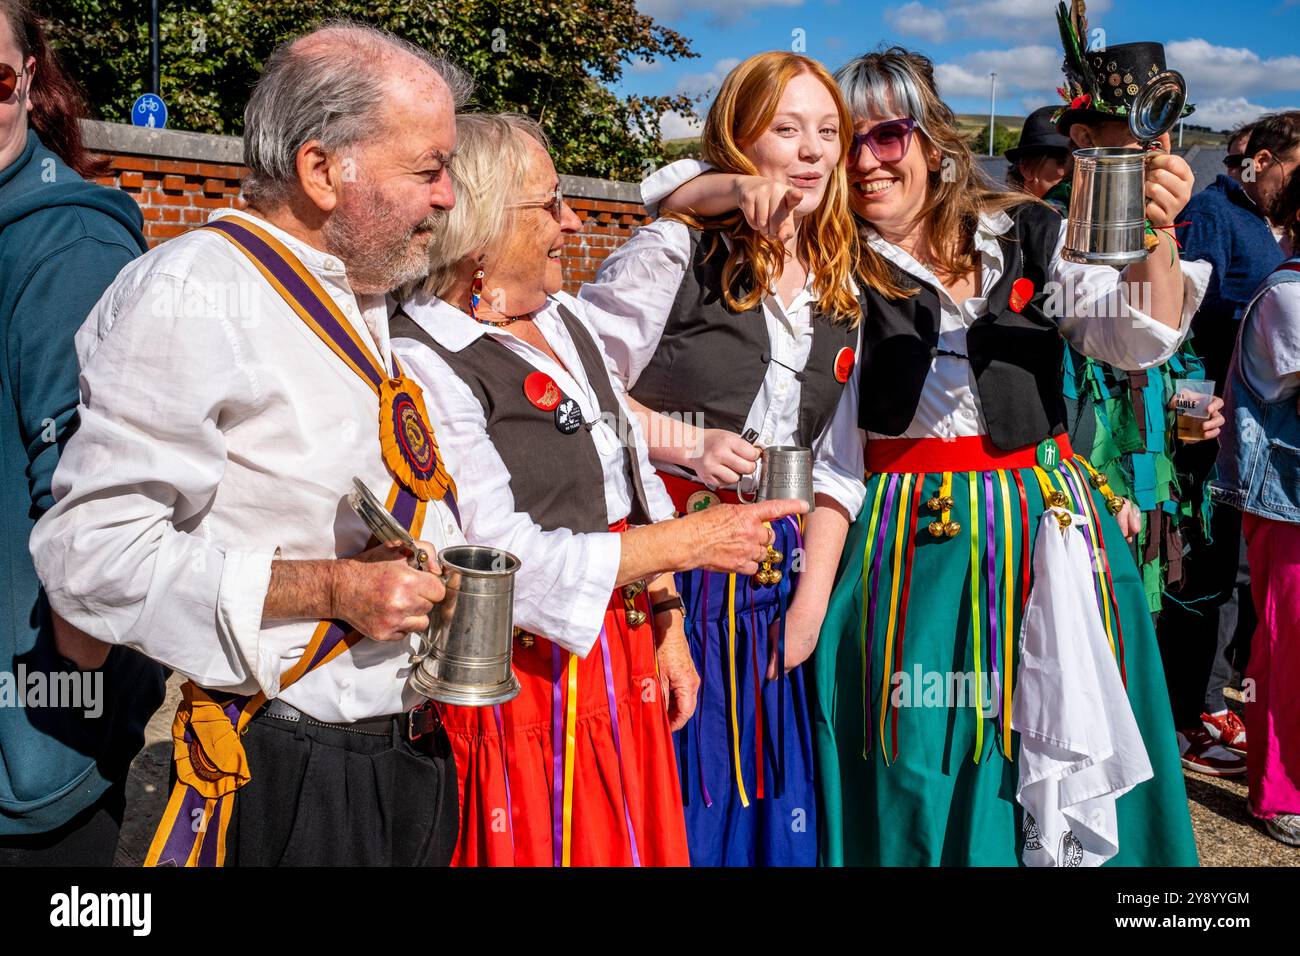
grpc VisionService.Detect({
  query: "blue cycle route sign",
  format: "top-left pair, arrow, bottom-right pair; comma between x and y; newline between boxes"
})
131,93 -> 168,129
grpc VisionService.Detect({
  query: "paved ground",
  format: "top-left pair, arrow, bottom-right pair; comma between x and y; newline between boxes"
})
114,674 -> 1297,866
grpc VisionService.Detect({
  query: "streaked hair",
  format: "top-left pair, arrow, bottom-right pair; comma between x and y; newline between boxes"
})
668,51 -> 860,325
419,113 -> 550,298
835,47 -> 1035,300
242,20 -> 472,207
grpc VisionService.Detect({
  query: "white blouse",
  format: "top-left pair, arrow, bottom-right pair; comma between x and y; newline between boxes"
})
392,290 -> 676,658
641,159 -> 1212,442
578,217 -> 867,516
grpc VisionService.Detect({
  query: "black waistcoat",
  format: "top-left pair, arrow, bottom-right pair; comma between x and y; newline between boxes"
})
391,304 -> 652,534
628,226 -> 857,446
857,202 -> 1064,451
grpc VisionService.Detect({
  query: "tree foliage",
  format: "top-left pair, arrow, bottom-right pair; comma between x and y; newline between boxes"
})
41,0 -> 697,180
970,124 -> 1022,158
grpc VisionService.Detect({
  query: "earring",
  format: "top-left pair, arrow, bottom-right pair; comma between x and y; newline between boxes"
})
469,268 -> 484,322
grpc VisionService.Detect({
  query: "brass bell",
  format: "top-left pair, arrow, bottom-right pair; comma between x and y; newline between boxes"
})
1047,491 -> 1069,509
944,521 -> 962,538
1106,496 -> 1126,516
1055,511 -> 1073,529
1089,472 -> 1108,490
766,568 -> 783,585
626,608 -> 648,627
926,496 -> 944,512
623,580 -> 646,598
940,495 -> 955,511
755,568 -> 773,586
514,626 -> 535,649
928,520 -> 946,538
767,547 -> 783,565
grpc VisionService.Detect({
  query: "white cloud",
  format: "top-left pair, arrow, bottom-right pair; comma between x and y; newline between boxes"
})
934,45 -> 1062,99
884,2 -> 950,43
1167,39 -> 1300,100
674,57 -> 742,98
883,0 -> 1111,41
660,110 -> 704,140
1021,94 -> 1053,113
630,59 -> 665,74
1190,96 -> 1300,133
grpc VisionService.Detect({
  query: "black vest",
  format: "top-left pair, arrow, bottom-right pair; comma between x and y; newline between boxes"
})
857,202 -> 1063,451
391,304 -> 652,534
628,227 -> 857,446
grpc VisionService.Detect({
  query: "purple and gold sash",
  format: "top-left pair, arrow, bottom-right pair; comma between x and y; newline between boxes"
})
144,218 -> 457,866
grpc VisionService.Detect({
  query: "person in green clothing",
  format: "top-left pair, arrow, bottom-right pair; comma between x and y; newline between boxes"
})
652,43 -> 1206,866
1042,7 -> 1224,616
0,0 -> 165,864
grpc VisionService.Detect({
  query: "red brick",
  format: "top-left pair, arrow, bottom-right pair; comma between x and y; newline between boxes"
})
140,205 -> 163,221
182,207 -> 205,223
154,159 -> 201,176
196,162 -> 245,180
160,206 -> 182,222
149,223 -> 188,240
153,193 -> 191,206
119,171 -> 145,189
161,173 -> 187,192
193,194 -> 239,209
111,155 -> 160,173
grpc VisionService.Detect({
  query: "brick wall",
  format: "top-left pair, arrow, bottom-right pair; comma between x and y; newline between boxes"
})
80,120 -> 649,292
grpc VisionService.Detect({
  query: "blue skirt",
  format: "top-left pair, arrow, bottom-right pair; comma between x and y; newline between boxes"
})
673,515 -> 818,866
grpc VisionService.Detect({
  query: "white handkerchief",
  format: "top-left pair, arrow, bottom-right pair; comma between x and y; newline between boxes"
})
1013,509 -> 1153,866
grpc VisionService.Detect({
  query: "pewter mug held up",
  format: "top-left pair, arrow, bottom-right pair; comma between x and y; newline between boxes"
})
739,445 -> 815,512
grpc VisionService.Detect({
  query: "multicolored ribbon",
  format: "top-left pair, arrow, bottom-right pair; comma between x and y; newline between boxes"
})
598,626 -> 642,866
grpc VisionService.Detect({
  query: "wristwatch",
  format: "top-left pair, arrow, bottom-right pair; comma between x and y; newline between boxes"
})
651,595 -> 685,616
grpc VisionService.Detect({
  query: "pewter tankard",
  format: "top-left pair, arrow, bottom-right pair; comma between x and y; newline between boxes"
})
739,445 -> 816,512
346,477 -> 520,707
1062,146 -> 1149,266
409,545 -> 522,706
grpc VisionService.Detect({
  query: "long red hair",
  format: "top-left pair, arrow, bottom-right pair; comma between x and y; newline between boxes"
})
2,0 -> 109,178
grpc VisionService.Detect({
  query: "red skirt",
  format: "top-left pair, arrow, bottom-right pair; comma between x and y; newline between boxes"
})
443,555 -> 690,866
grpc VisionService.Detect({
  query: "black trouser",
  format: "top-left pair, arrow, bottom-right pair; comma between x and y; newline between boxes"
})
226,710 -> 458,866
1157,443 -> 1256,728
0,779 -> 126,867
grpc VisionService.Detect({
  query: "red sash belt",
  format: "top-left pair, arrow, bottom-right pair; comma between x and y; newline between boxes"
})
657,471 -> 740,512
866,433 -> 1073,474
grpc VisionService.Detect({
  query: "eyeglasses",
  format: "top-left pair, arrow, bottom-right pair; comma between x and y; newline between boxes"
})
850,118 -> 920,164
510,185 -> 565,220
0,62 -> 28,100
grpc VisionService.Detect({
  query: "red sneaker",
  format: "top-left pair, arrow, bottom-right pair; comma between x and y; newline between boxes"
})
1201,710 -> 1248,756
1178,727 -> 1247,777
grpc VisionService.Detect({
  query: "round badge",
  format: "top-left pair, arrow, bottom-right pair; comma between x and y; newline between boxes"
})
1009,277 -> 1035,314
524,371 -> 562,411
685,490 -> 717,512
833,346 -> 855,384
1035,437 -> 1061,470
554,398 -> 583,435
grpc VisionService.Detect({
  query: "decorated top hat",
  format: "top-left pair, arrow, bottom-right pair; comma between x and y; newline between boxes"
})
1006,106 -> 1072,162
1053,1 -> 1195,136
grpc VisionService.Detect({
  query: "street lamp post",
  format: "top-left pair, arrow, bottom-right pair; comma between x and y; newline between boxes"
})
150,0 -> 160,95
988,72 -> 997,158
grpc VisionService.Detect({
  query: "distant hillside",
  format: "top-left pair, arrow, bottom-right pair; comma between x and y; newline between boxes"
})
954,113 -> 1226,150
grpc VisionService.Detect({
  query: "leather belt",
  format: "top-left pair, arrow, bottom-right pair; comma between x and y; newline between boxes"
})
262,698 -> 443,741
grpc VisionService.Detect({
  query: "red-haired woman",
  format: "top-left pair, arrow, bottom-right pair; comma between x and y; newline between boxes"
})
0,0 -> 165,864
580,52 -> 866,866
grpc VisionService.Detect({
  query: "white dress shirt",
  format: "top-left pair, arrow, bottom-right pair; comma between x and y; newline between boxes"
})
1241,278 -> 1300,402
391,290 -> 675,658
577,218 -> 867,515
640,158 -> 1212,444
30,208 -> 465,722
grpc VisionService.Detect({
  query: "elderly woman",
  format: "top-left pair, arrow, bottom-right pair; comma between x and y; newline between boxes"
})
0,0 -> 164,864
392,112 -> 803,867
648,47 -> 1207,866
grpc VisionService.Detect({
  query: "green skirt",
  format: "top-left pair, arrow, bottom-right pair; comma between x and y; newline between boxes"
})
812,455 -> 1198,866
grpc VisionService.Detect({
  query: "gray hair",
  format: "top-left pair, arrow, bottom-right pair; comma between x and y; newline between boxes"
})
421,113 -> 550,298
242,20 -> 473,207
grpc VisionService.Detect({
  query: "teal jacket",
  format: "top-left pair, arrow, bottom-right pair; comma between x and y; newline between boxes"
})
0,129 -> 166,835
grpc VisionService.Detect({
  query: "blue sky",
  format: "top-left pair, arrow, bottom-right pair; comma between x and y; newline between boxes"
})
623,0 -> 1300,136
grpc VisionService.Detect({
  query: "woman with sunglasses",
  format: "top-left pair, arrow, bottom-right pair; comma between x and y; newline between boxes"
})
391,112 -> 804,866
646,47 -> 1206,866
0,0 -> 166,864
578,52 -> 865,867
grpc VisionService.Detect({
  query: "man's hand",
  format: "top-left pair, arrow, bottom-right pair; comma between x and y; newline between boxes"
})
734,176 -> 802,242
685,428 -> 760,490
331,540 -> 446,642
51,612 -> 112,670
1145,151 -> 1194,229
1172,393 -> 1226,442
683,498 -> 809,576
654,614 -> 699,731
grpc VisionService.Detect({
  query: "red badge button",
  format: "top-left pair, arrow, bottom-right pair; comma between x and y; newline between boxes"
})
523,371 -> 562,411
834,346 -> 855,384
1009,277 -> 1035,314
